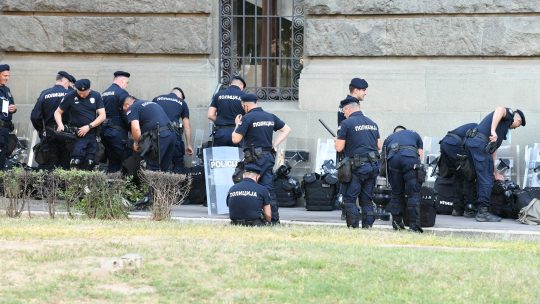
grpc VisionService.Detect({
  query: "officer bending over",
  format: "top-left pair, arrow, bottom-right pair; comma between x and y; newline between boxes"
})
227,163 -> 272,226
31,71 -> 75,170
122,96 -> 175,172
335,98 -> 381,228
54,79 -> 105,170
382,126 -> 424,233
153,87 -> 193,173
208,76 -> 246,147
101,71 -> 131,173
232,93 -> 291,224
439,123 -> 478,217
464,106 -> 525,222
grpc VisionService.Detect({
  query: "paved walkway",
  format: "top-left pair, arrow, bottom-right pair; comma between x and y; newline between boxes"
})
132,204 -> 540,240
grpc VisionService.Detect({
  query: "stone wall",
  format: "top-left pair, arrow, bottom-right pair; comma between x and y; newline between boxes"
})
0,0 -> 217,137
301,0 -> 540,152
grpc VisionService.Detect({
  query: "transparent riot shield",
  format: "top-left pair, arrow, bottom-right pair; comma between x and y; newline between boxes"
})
422,136 -> 441,188
523,143 -> 540,188
494,144 -> 518,183
191,128 -> 206,166
315,138 -> 336,174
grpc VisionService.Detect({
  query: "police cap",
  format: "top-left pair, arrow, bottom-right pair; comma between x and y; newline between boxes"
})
57,71 -> 71,80
65,73 -> 76,83
231,75 -> 246,88
75,79 -> 91,91
241,93 -> 258,103
515,109 -> 526,127
244,163 -> 261,174
349,78 -> 368,90
114,71 -> 130,78
172,87 -> 185,99
340,96 -> 359,108
0,64 -> 10,72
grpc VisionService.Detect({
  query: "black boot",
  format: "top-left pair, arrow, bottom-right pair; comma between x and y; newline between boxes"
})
475,206 -> 502,222
463,203 -> 477,218
408,205 -> 423,233
391,215 -> 405,231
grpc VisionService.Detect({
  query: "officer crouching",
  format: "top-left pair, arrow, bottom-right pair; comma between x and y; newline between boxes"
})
227,163 -> 272,226
382,126 -> 424,233
335,90 -> 381,229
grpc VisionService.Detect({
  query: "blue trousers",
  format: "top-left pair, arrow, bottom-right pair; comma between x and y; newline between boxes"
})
254,151 -> 279,222
340,162 -> 379,228
71,133 -> 97,166
101,127 -> 129,173
145,132 -> 175,172
172,132 -> 186,173
464,137 -> 493,208
0,127 -> 9,170
387,154 -> 421,225
213,127 -> 238,147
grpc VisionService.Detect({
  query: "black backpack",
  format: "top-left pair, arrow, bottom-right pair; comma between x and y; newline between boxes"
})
185,165 -> 207,205
434,176 -> 457,215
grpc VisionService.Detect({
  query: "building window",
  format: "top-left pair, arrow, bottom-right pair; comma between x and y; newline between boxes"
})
219,0 -> 304,101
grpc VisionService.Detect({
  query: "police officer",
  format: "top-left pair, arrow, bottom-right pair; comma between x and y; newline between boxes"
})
54,79 -> 106,170
208,76 -> 246,146
227,163 -> 272,226
232,93 -> 291,224
122,96 -> 175,171
0,64 -> 17,170
439,123 -> 478,217
382,126 -> 424,232
338,77 -> 368,126
101,71 -> 131,172
464,106 -> 526,222
335,90 -> 381,229
152,87 -> 193,173
66,73 -> 76,91
30,71 -> 74,170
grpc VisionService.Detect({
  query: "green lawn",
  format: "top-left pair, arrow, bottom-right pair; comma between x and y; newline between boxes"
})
0,217 -> 539,303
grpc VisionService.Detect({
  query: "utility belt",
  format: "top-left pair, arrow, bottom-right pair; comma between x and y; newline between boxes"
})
465,128 -> 497,154
139,123 -> 174,158
243,146 -> 275,163
102,119 -> 126,131
0,120 -> 14,131
230,219 -> 265,227
45,124 -> 80,140
214,124 -> 235,131
389,143 -> 418,155
337,152 -> 379,183
170,121 -> 183,134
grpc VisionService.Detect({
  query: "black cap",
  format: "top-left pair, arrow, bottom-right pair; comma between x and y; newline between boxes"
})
340,96 -> 359,108
172,87 -> 185,99
0,64 -> 10,72
57,71 -> 71,80
114,71 -> 130,78
515,109 -> 526,127
66,73 -> 76,83
231,75 -> 246,88
349,77 -> 368,90
74,79 -> 91,91
241,93 -> 258,103
244,163 -> 261,174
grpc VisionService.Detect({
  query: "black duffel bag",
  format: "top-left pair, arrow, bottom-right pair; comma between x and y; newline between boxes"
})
303,173 -> 337,211
513,187 -> 540,217
434,176 -> 457,215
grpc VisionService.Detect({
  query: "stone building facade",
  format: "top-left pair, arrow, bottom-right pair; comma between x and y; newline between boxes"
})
1,0 -> 539,168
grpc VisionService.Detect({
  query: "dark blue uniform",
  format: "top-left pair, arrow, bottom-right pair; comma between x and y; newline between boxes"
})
235,107 -> 285,223
101,83 -> 130,172
464,108 -> 514,210
439,123 -> 478,214
127,100 -> 174,171
337,111 -> 380,228
59,90 -> 104,166
382,130 -> 423,230
210,85 -> 245,146
153,93 -> 189,173
30,84 -> 70,169
0,84 -> 14,170
227,177 -> 272,226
